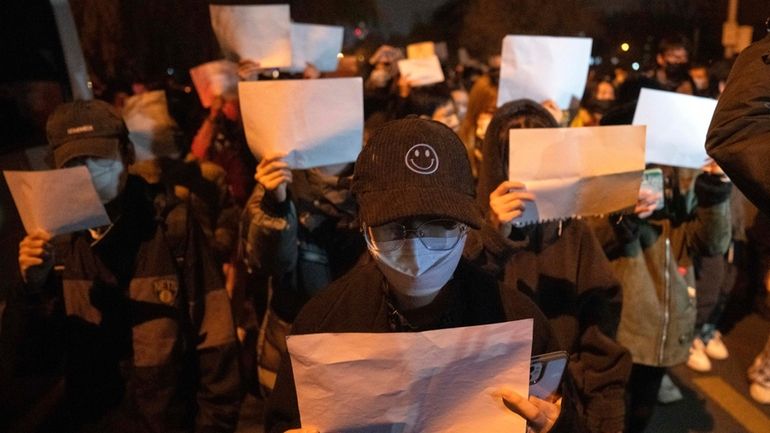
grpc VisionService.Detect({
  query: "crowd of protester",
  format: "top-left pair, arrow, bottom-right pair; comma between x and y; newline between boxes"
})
6,23 -> 770,433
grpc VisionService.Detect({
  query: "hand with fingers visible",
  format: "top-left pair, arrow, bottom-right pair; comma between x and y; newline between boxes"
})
499,387 -> 561,433
702,157 -> 730,181
255,154 -> 293,203
238,59 -> 262,81
635,187 -> 662,219
18,229 -> 54,287
489,181 -> 536,238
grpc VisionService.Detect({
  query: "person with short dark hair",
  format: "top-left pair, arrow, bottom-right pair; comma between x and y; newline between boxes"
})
653,35 -> 691,91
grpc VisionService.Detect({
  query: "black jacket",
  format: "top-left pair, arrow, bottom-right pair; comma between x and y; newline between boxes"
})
22,176 -> 241,433
264,259 -> 584,433
472,99 -> 631,433
706,32 -> 770,216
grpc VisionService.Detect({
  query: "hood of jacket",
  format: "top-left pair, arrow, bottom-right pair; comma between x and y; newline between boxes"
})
476,99 -> 558,216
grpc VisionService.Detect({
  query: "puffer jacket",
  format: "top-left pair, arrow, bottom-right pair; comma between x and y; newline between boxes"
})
587,172 -> 732,366
240,168 -> 365,393
472,99 -> 632,433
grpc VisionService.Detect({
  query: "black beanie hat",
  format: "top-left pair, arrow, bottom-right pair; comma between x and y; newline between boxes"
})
352,117 -> 483,228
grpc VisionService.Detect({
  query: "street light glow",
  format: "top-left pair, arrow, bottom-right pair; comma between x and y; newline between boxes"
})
621,42 -> 630,52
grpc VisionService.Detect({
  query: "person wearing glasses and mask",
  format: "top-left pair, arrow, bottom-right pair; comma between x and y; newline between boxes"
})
264,118 -> 581,433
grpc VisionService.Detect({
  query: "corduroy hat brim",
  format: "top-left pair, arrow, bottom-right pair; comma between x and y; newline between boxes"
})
53,136 -> 122,168
357,186 -> 483,229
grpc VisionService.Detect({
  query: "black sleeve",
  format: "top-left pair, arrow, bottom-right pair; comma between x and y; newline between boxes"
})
705,34 -> 770,215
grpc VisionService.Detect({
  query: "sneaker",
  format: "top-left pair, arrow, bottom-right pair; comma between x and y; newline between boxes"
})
750,382 -> 770,404
686,337 -> 712,372
705,331 -> 729,360
658,373 -> 683,404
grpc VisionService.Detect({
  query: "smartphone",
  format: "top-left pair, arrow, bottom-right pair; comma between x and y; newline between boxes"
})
529,351 -> 568,401
641,168 -> 665,210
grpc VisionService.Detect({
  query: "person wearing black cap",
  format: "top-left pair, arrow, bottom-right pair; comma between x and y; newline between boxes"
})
17,99 -> 242,432
264,118 -> 580,433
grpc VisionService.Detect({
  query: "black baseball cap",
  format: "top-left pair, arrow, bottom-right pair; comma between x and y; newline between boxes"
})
46,99 -> 128,168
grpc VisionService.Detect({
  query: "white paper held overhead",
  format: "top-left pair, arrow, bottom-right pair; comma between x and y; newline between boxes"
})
397,55 -> 445,87
288,320 -> 533,433
189,60 -> 239,108
289,23 -> 344,72
4,167 -> 110,235
122,90 -> 180,162
407,41 -> 436,59
508,125 -> 646,226
239,78 -> 364,169
498,35 -> 593,109
209,4 -> 292,68
632,88 -> 717,169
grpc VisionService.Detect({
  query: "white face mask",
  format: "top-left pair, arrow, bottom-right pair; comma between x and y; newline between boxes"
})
85,157 -> 126,204
368,235 -> 467,299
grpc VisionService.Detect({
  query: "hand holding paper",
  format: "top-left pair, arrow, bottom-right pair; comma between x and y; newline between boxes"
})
499,390 -> 560,433
489,181 -> 536,237
255,154 -> 292,203
18,229 -> 53,286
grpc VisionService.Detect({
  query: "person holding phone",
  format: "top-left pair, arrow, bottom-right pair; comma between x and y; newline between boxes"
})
265,118 -> 581,433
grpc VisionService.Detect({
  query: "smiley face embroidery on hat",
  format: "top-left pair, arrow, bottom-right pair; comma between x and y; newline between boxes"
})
405,144 -> 439,175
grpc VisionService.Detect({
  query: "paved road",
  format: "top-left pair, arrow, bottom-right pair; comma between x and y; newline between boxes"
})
647,313 -> 770,433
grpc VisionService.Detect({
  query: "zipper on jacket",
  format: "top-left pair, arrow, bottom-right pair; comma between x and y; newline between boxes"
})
659,237 -> 671,365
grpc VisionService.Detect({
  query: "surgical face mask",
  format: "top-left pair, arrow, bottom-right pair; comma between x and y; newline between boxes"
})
368,235 -> 467,299
85,157 -> 126,204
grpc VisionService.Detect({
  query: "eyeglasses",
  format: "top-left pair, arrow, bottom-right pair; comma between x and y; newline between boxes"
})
364,219 -> 468,252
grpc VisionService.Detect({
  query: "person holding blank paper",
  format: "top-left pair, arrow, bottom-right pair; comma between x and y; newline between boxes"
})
265,118 -> 580,433
16,100 -> 241,432
469,99 -> 631,433
586,108 -> 732,432
240,154 -> 365,396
